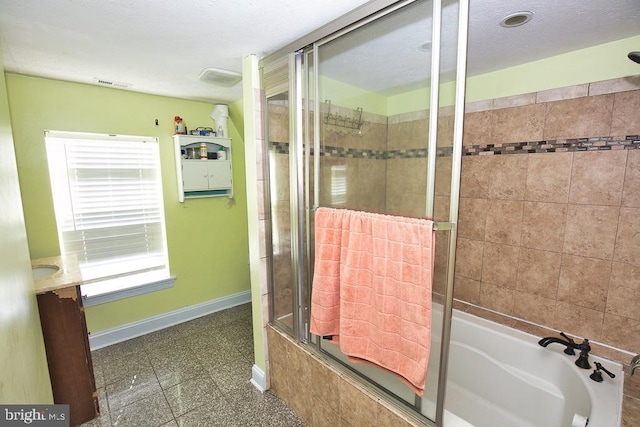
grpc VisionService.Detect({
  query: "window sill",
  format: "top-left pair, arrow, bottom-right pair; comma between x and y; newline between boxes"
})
81,275 -> 176,307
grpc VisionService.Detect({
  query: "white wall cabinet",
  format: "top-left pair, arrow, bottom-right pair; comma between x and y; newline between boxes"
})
174,135 -> 233,202
181,160 -> 232,191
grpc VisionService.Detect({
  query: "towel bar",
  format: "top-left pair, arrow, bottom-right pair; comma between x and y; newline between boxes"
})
311,207 -> 455,232
433,222 -> 455,231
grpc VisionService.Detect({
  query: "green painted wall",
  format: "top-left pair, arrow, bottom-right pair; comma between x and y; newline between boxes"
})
465,34 -> 640,103
0,55 -> 53,402
229,99 -> 244,141
319,75 -> 388,116
6,74 -> 250,333
289,35 -> 640,119
387,34 -> 640,115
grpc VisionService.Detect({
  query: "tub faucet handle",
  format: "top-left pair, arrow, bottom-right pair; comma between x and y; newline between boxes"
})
559,332 -> 576,355
597,362 -> 615,379
630,355 -> 640,376
575,339 -> 591,370
590,362 -> 615,383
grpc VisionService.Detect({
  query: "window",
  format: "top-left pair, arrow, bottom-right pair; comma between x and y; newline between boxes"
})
45,131 -> 173,304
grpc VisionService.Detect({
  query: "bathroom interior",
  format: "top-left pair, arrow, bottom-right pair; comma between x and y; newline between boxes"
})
1,0 -> 640,426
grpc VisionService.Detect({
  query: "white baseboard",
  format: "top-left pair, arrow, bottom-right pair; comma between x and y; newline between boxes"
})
250,364 -> 266,392
88,290 -> 251,350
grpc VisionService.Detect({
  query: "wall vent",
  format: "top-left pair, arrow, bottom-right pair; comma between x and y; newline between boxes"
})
93,78 -> 131,89
198,68 -> 242,87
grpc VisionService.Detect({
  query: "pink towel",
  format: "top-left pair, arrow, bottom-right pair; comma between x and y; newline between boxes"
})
309,207 -> 348,338
310,207 -> 435,396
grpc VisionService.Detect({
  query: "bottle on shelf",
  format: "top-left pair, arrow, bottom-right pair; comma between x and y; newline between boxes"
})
175,116 -> 186,134
217,146 -> 226,161
199,143 -> 207,160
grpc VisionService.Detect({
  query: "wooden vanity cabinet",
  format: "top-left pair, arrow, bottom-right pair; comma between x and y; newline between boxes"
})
37,286 -> 99,426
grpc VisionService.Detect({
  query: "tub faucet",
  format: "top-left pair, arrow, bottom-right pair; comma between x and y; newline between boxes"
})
630,355 -> 640,376
538,332 -> 592,369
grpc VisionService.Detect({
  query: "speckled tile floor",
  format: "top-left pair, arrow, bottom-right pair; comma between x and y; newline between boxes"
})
82,303 -> 306,427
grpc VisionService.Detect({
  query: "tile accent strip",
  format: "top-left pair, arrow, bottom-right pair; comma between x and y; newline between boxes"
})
270,136 -> 639,158
269,142 -> 454,158
464,135 -> 640,156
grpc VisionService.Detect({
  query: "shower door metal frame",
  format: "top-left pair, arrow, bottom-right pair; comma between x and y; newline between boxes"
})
263,52 -> 308,339
432,0 -> 470,424
302,48 -> 315,341
289,50 -> 308,344
264,52 -> 299,335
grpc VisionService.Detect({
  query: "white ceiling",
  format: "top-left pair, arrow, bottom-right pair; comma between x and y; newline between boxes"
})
1,0 -> 639,103
0,0 -> 372,103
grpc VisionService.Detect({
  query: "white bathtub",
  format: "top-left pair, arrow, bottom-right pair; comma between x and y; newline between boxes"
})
322,306 -> 623,426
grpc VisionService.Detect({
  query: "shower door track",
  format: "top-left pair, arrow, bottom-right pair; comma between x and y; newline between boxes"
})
318,345 -> 431,424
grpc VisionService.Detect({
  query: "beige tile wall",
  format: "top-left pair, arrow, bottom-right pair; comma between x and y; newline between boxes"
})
267,326 -> 421,426
254,87 -> 272,389
456,87 -> 640,355
319,114 -> 389,213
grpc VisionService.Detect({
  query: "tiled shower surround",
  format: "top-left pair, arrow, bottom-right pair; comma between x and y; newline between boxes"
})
259,76 -> 640,425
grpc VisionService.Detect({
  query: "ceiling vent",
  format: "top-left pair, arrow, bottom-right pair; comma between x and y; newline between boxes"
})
93,78 -> 131,89
499,11 -> 534,28
198,68 -> 242,87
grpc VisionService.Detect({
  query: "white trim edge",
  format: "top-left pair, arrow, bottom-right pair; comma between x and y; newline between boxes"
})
250,364 -> 266,392
83,276 -> 176,307
88,290 -> 251,350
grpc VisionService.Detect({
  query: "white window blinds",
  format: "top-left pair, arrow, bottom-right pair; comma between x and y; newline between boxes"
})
45,131 -> 170,295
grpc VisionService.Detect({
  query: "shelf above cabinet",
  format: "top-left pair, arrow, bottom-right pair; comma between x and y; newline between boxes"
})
173,135 -> 233,202
174,134 -> 231,148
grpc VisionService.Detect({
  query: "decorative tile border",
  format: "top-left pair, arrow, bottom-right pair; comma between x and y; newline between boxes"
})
464,135 -> 640,156
269,142 -> 453,159
271,141 -> 290,155
270,136 -> 639,159
386,148 -> 429,159
385,147 -> 455,158
322,146 -> 387,159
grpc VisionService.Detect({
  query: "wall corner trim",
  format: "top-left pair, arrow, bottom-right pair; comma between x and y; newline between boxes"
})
88,290 -> 251,350
250,364 -> 267,392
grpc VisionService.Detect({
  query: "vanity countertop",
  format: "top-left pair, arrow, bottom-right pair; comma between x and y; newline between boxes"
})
32,254 -> 82,295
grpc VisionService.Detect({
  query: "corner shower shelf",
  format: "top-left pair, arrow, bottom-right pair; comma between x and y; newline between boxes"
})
323,100 -> 364,131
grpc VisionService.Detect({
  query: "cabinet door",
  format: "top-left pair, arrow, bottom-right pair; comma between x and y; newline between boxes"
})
208,161 -> 232,189
182,161 -> 210,191
37,289 -> 98,426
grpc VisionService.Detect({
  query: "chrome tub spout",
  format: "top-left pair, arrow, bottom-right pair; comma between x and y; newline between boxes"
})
630,355 -> 640,375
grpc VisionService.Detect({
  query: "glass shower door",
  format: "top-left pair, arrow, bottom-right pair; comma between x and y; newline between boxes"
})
265,0 -> 469,424
266,90 -> 296,333
311,0 -> 453,423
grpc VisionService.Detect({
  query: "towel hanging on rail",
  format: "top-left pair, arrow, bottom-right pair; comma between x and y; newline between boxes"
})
310,207 -> 435,396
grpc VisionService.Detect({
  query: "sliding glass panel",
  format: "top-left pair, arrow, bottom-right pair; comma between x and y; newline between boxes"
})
315,0 -> 439,216
314,0 -> 443,422
266,91 -> 295,333
302,48 -> 315,342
